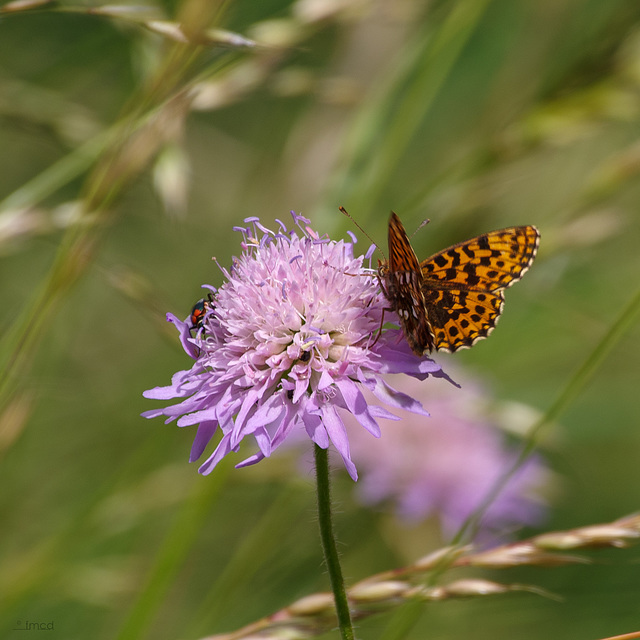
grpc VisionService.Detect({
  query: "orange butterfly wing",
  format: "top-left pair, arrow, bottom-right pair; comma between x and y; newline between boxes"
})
420,226 -> 540,352
379,213 -> 434,354
379,213 -> 539,354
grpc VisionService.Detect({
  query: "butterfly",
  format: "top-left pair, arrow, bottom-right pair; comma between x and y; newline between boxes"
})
378,212 -> 539,354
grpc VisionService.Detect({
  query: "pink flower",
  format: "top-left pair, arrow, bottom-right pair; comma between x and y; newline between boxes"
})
143,212 -> 450,480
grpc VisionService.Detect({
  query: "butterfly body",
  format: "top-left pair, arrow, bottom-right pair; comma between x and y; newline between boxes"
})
378,216 -> 435,353
379,212 -> 539,354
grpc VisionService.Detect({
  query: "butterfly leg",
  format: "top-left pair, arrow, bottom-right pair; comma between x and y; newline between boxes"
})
368,271 -> 392,349
369,306 -> 392,350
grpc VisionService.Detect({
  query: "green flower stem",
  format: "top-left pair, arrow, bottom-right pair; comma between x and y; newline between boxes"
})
314,444 -> 355,640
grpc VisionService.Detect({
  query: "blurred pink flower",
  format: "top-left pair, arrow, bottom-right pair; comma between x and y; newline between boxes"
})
343,371 -> 548,537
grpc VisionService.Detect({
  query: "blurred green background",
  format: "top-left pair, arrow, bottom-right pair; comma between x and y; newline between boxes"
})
1,0 -> 639,638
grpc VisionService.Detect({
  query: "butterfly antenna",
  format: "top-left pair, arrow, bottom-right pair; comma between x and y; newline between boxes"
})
339,206 -> 386,260
410,218 -> 430,239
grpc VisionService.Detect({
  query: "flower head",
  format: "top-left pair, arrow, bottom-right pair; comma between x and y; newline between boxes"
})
143,212 -> 448,480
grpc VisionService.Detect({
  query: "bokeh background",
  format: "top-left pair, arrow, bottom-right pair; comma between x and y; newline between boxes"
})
1,0 -> 640,638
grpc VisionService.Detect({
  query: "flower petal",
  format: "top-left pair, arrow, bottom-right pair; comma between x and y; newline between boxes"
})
198,433 -> 233,475
190,421 -> 218,462
303,411 -> 329,449
364,376 -> 430,416
321,404 -> 357,481
334,377 -> 380,437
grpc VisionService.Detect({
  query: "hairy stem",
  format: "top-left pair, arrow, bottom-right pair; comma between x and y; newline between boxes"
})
314,445 -> 354,640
